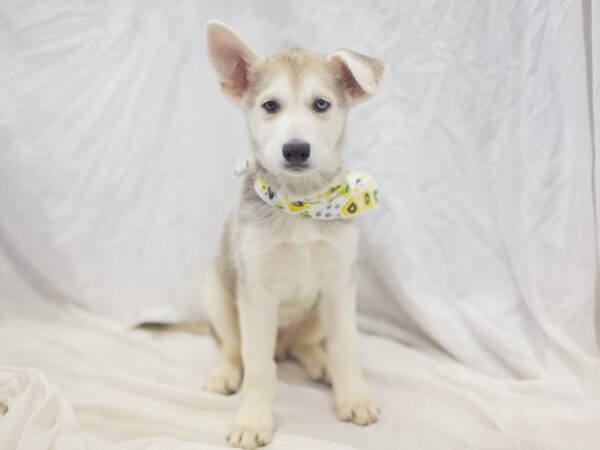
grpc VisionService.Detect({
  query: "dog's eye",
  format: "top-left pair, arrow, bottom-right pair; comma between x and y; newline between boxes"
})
262,100 -> 279,113
313,99 -> 330,112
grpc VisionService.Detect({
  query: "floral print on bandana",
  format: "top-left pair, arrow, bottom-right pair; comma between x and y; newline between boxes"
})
254,171 -> 379,220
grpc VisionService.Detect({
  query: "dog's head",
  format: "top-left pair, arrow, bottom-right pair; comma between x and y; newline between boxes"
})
205,21 -> 387,196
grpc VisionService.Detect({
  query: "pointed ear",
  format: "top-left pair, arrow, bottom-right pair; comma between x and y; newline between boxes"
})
328,49 -> 389,106
205,21 -> 263,103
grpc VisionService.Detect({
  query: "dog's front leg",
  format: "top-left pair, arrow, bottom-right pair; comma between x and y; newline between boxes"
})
320,279 -> 379,425
227,282 -> 278,449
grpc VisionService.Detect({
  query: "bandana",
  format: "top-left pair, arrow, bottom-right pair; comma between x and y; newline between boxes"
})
254,170 -> 380,220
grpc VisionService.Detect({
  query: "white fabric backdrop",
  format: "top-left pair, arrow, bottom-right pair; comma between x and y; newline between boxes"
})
4,302 -> 600,450
1,1 -> 600,449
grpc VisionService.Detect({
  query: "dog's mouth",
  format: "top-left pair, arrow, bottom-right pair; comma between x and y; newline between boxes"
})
281,163 -> 313,176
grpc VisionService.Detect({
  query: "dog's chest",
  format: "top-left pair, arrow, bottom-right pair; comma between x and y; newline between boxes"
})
241,215 -> 358,327
270,241 -> 331,327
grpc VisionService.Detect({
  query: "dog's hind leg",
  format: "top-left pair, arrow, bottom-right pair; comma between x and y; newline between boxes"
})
287,311 -> 330,384
202,261 -> 242,395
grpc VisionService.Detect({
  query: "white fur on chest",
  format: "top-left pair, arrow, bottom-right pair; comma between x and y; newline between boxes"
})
237,213 -> 358,327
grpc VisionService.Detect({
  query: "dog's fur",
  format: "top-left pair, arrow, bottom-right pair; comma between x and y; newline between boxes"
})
202,21 -> 387,449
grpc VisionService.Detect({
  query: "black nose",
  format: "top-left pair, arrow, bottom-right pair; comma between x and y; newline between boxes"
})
282,140 -> 311,166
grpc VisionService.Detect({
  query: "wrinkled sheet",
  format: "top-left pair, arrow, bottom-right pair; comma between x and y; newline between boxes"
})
2,0 -> 600,449
2,300 -> 600,450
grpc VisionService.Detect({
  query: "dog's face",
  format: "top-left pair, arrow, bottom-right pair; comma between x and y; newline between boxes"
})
206,22 -> 387,192
244,52 -> 348,178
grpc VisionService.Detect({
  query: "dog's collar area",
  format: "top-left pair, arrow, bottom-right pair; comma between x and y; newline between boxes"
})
253,171 -> 379,220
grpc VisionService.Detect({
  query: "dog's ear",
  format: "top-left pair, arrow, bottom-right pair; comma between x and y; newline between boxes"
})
328,50 -> 388,106
205,21 -> 263,103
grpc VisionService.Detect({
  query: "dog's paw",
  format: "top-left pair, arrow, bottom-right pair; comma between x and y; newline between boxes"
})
203,362 -> 242,395
304,359 -> 330,384
227,401 -> 274,449
227,423 -> 273,449
290,343 -> 331,384
335,399 -> 379,426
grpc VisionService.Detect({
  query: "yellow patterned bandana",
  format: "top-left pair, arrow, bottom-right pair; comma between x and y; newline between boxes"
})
254,171 -> 379,220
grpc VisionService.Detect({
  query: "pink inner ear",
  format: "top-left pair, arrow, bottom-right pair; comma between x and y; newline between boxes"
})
339,61 -> 367,99
215,47 -> 251,98
231,59 -> 249,93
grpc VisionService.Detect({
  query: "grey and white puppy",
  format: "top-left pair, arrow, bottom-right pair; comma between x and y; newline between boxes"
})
203,21 -> 387,450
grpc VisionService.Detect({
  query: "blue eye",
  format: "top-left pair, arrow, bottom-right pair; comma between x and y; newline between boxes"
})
262,100 -> 279,113
313,98 -> 330,112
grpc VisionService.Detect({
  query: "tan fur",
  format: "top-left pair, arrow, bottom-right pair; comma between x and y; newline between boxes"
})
246,49 -> 348,110
203,21 -> 387,449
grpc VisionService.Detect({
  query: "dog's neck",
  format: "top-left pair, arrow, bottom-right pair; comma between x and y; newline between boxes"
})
252,158 -> 344,200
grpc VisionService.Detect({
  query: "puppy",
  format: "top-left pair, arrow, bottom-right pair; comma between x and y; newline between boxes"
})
202,21 -> 387,449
